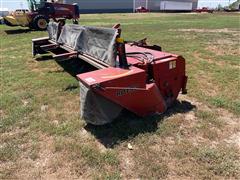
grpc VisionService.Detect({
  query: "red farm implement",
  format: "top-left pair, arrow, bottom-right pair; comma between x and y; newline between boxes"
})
32,22 -> 188,125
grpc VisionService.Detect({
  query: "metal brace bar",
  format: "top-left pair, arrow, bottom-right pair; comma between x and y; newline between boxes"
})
53,52 -> 78,61
40,44 -> 59,51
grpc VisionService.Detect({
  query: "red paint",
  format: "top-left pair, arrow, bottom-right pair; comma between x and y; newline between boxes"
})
193,7 -> 213,13
135,6 -> 150,13
28,2 -> 79,22
77,44 -> 187,117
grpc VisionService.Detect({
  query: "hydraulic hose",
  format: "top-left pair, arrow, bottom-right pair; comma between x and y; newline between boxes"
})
126,52 -> 154,63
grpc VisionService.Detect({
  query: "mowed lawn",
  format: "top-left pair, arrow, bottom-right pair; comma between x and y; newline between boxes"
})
0,13 -> 239,179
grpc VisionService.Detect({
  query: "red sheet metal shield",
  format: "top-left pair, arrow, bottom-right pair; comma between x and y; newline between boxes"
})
77,66 -> 167,124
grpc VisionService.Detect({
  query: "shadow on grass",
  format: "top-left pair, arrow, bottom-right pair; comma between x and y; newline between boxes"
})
34,57 -> 97,77
64,84 -> 78,91
55,58 -> 97,77
35,55 -> 53,61
5,28 -> 32,34
85,100 -> 196,148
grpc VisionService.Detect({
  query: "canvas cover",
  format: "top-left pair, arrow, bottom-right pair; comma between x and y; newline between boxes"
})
47,22 -> 60,42
80,82 -> 123,125
57,24 -> 118,67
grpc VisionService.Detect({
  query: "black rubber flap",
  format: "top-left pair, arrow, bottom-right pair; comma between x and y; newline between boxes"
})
80,82 -> 123,125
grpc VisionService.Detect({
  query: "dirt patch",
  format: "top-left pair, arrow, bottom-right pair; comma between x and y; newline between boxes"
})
197,73 -> 219,97
0,127 -> 28,142
118,149 -> 135,178
82,13 -> 172,20
173,28 -> 239,33
176,34 -> 197,40
206,36 -> 240,56
193,50 -> 239,69
13,134 -> 76,179
77,128 -> 108,153
225,132 -> 240,150
0,109 -> 5,119
179,95 -> 238,131
207,45 -> 240,56
216,39 -> 236,45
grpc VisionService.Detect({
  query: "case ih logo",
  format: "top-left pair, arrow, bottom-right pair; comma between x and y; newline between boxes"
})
116,86 -> 138,97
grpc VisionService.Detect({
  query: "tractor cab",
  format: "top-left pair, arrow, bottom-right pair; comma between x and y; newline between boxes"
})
27,0 -> 46,12
27,0 -> 55,15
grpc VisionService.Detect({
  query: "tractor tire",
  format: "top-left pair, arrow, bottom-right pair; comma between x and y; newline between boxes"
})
28,22 -> 35,30
32,15 -> 49,31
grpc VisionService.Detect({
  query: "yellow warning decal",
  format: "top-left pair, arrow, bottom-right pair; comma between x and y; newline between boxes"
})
169,61 -> 176,69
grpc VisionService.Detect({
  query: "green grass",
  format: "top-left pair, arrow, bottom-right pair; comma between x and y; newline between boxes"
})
0,13 -> 239,179
171,141 -> 240,178
195,145 -> 240,178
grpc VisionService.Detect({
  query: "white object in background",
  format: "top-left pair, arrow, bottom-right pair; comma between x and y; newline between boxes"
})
160,1 -> 193,11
